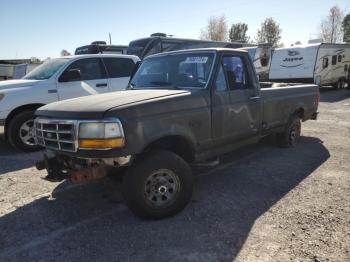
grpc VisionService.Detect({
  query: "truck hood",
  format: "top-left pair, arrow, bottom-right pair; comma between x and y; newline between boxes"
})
36,89 -> 191,119
0,79 -> 42,91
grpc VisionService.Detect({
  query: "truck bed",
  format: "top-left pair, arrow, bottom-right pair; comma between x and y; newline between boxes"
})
261,84 -> 319,131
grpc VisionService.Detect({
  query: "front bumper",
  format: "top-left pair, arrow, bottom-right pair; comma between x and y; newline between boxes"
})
36,151 -> 133,183
0,119 -> 5,136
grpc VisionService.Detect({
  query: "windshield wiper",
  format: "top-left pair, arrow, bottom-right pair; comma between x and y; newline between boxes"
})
149,81 -> 182,90
127,83 -> 135,90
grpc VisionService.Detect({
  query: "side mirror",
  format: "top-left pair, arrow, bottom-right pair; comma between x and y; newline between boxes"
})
59,69 -> 81,82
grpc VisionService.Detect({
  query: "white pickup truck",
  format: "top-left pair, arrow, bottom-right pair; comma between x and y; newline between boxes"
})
0,54 -> 140,152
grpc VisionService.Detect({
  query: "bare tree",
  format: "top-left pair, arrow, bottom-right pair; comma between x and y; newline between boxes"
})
319,5 -> 344,43
60,49 -> 71,56
200,15 -> 228,41
256,18 -> 282,46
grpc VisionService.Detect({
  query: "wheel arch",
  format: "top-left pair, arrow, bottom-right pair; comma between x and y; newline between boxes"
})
293,107 -> 305,119
4,103 -> 45,138
140,135 -> 196,163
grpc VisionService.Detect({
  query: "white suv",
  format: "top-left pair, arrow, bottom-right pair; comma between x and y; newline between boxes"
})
0,54 -> 140,152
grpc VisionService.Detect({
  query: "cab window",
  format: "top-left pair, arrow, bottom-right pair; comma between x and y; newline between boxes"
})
222,56 -> 247,90
60,58 -> 106,82
103,58 -> 135,78
215,65 -> 228,91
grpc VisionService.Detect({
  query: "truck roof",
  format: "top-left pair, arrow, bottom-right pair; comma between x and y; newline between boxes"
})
63,53 -> 139,60
146,47 -> 249,59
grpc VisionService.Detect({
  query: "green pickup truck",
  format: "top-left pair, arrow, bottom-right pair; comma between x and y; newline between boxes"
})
34,48 -> 320,219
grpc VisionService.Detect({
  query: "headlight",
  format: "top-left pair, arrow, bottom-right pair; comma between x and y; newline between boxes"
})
0,94 -> 4,101
78,120 -> 125,149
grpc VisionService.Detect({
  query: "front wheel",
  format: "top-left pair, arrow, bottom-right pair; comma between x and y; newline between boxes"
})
7,111 -> 41,152
276,115 -> 301,148
123,150 -> 193,220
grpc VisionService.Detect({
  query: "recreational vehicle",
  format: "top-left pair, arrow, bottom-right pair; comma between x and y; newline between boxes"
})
127,33 -> 254,59
269,43 -> 350,88
242,44 -> 273,80
75,41 -> 128,55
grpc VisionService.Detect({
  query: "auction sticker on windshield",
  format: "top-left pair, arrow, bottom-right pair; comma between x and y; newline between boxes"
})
184,57 -> 209,64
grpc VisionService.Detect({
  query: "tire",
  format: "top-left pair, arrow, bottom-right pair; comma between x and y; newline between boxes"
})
276,115 -> 301,148
7,110 -> 41,152
123,150 -> 193,220
335,79 -> 344,89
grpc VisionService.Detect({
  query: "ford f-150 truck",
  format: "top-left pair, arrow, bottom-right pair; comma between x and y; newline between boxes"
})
0,54 -> 139,152
34,48 -> 319,219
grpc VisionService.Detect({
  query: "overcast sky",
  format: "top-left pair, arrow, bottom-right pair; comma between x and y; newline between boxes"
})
1,0 -> 349,59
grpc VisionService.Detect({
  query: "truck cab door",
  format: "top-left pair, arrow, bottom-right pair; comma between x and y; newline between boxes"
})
211,54 -> 261,145
56,58 -> 110,101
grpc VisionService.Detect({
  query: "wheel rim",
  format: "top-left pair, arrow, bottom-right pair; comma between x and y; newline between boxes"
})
19,119 -> 36,146
289,125 -> 300,145
144,169 -> 181,208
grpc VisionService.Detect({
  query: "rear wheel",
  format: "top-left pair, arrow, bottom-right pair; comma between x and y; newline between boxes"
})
123,150 -> 193,220
7,111 -> 41,152
276,115 -> 301,148
335,79 -> 345,89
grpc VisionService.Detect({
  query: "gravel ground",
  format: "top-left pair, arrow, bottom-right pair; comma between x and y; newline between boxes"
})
0,88 -> 349,262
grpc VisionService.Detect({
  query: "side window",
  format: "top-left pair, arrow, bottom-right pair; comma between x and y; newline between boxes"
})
222,56 -> 246,90
332,55 -> 337,65
338,55 -> 342,63
146,42 -> 161,56
103,58 -> 135,78
62,58 -> 105,81
323,57 -> 329,69
161,41 -> 180,52
215,65 -> 228,91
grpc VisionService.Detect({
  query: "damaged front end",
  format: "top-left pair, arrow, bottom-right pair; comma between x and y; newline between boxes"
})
36,152 -> 132,183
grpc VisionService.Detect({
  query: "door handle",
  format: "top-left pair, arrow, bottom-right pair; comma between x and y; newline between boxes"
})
96,83 -> 108,87
249,96 -> 260,100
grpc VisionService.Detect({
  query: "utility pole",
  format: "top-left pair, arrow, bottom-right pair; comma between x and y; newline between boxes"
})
109,33 -> 112,45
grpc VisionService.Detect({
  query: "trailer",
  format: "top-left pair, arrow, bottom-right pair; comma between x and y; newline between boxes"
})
242,44 -> 273,81
268,43 -> 350,88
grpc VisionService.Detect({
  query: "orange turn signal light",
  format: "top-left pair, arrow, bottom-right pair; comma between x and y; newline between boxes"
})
79,138 -> 125,149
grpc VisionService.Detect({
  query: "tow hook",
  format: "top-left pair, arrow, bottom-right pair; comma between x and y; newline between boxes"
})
69,165 -> 107,183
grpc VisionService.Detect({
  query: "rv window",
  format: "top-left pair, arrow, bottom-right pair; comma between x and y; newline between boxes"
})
338,55 -> 342,63
161,41 -> 180,52
260,54 -> 269,67
332,55 -> 337,65
323,58 -> 329,69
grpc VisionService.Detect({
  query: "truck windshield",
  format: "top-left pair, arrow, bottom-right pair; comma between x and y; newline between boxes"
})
23,58 -> 69,80
130,52 -> 215,89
